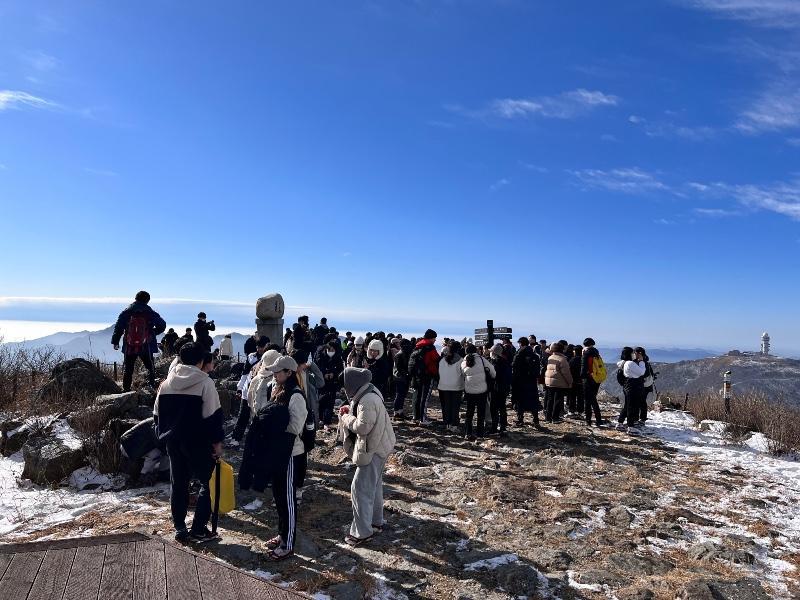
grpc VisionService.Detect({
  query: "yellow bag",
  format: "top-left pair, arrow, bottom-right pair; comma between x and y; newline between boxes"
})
209,459 -> 236,515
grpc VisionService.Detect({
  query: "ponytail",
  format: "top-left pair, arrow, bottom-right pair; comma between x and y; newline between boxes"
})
466,354 -> 476,368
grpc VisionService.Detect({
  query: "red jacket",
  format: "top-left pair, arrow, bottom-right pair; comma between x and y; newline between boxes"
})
415,338 -> 440,378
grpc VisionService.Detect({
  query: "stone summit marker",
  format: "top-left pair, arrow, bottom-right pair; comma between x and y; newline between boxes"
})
256,292 -> 285,345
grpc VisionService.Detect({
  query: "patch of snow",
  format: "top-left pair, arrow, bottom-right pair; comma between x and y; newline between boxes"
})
544,489 -> 563,497
368,571 -> 409,600
464,553 -> 519,571
51,419 -> 82,450
311,594 -> 332,600
250,569 -> 278,581
242,499 -> 264,511
68,467 -> 125,491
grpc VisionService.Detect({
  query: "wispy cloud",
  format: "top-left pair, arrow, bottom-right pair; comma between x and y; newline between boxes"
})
83,167 -> 118,177
490,178 -> 510,192
628,114 -> 716,141
22,50 -> 58,72
600,133 -> 619,142
690,178 -> 800,220
735,87 -> 800,133
693,207 -> 741,217
569,167 -> 669,194
682,0 -> 800,28
0,90 -> 57,112
426,119 -> 455,129
519,162 -> 549,173
654,218 -> 676,225
449,88 -> 619,121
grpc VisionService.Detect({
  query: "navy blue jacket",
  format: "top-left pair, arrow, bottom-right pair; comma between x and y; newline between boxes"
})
111,302 -> 167,355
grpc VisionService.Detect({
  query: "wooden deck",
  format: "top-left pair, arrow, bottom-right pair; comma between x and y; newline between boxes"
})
0,532 -> 307,600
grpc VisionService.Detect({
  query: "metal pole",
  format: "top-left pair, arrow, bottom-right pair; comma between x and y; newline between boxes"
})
723,371 -> 732,414
487,319 -> 494,347
114,362 -> 118,380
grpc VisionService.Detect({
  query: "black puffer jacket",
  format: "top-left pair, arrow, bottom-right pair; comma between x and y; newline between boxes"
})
239,401 -> 293,492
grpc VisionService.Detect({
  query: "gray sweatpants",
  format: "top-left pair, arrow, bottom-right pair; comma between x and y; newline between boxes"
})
349,454 -> 386,539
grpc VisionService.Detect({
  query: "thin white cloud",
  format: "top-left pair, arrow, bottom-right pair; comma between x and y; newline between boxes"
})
693,207 -> 741,217
490,178 -> 510,191
450,88 -> 619,121
570,167 -> 669,194
519,162 -> 549,173
654,218 -> 676,225
22,50 -> 58,72
83,167 -> 118,177
683,0 -> 800,28
690,178 -> 800,220
600,133 -> 619,142
628,114 -> 716,141
787,138 -> 800,146
0,90 -> 57,111
735,87 -> 800,133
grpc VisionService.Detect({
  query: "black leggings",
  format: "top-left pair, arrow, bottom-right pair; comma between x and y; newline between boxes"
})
464,392 -> 488,437
490,388 -> 509,432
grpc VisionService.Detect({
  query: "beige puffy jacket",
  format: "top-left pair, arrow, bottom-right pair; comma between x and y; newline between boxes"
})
544,352 -> 573,389
340,384 -> 396,467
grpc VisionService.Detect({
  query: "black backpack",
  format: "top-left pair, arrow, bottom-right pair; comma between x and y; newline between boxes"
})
408,346 -> 431,380
617,364 -> 627,386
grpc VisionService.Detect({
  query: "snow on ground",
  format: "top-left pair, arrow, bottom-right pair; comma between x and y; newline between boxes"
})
464,553 -> 519,571
0,449 -> 168,538
644,409 -> 800,597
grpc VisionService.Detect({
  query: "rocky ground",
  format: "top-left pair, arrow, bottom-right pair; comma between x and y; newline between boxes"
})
4,391 -> 800,599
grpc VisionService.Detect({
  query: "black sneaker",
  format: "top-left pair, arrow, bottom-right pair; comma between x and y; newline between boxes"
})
189,527 -> 219,544
175,529 -> 191,544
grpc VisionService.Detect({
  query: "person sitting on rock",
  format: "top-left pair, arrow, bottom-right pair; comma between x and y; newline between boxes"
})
111,290 -> 167,392
153,342 -> 224,544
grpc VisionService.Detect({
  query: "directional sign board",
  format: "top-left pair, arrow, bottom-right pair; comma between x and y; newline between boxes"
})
475,333 -> 513,341
475,327 -> 512,335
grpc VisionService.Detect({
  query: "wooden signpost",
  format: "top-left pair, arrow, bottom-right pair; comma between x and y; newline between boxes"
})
474,320 -> 512,345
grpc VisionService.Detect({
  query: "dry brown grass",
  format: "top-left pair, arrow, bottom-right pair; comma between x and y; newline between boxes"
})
0,342 -> 65,414
682,390 -> 800,456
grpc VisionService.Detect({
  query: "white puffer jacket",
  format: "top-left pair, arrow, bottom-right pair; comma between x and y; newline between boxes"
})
438,355 -> 465,391
461,354 -> 496,395
341,384 -> 396,467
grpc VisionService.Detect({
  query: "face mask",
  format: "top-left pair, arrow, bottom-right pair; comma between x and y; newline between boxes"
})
326,351 -> 335,357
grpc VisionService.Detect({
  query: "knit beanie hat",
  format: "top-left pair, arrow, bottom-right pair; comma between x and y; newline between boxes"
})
343,367 -> 372,399
491,343 -> 503,358
424,328 -> 437,340
355,336 -> 365,347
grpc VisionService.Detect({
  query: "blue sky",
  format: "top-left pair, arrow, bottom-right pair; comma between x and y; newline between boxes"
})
1,1 -> 799,353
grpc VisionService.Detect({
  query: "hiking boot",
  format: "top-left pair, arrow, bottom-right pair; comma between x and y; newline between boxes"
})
174,529 -> 191,544
189,527 -> 219,544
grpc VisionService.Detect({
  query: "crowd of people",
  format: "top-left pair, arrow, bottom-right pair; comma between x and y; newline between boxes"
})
110,291 -> 657,561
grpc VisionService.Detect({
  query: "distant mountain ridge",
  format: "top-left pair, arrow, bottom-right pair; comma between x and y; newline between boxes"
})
601,353 -> 800,405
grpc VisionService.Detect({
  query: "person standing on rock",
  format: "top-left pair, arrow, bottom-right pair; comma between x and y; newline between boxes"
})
153,342 -> 224,544
316,341 -> 344,429
512,337 -> 542,427
244,332 -> 259,357
616,347 -> 647,431
111,291 -> 167,392
461,343 -> 496,440
438,341 -> 465,433
219,334 -> 234,360
544,342 -> 573,424
391,338 -> 413,420
409,329 -> 440,425
194,312 -> 215,352
637,347 -> 654,425
580,338 -> 606,427
489,343 -> 512,436
339,367 -> 396,546
161,328 -> 179,357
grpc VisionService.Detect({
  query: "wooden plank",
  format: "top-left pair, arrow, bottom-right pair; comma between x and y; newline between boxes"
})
164,544 -> 200,600
231,570 -> 299,600
0,554 -> 11,581
0,551 -> 45,598
134,540 -> 166,600
63,545 -> 106,600
196,557 -> 236,600
98,542 -> 135,600
0,532 -> 148,555
27,547 -> 76,600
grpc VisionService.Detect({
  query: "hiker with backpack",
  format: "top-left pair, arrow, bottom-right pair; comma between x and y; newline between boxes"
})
194,312 -> 216,352
338,367 -> 396,547
489,343 -> 512,436
111,291 -> 167,392
461,343 -> 496,440
291,349 -> 323,491
438,341 -> 465,433
391,338 -> 413,420
544,342 -> 573,424
153,342 -> 224,544
580,337 -> 606,427
512,337 -> 542,427
409,329 -> 440,425
256,354 -> 308,560
312,317 -> 330,349
616,346 -> 647,431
